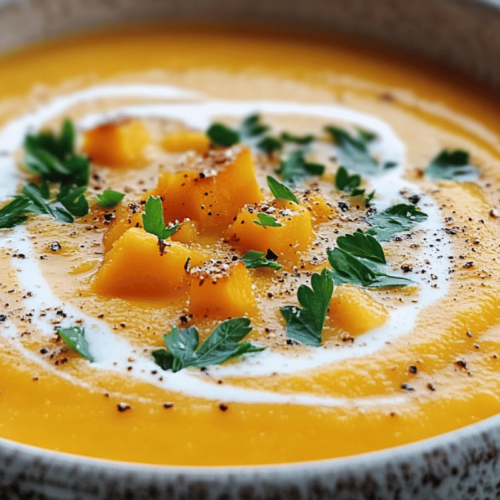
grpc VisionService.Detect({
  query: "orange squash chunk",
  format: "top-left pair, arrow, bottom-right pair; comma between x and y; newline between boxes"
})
162,131 -> 210,155
171,220 -> 199,244
83,119 -> 150,167
225,199 -> 314,261
327,285 -> 388,335
154,148 -> 263,234
102,202 -> 144,253
94,227 -> 208,300
189,261 -> 255,319
304,193 -> 335,224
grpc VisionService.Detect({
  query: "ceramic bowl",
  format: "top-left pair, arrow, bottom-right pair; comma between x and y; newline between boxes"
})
1,1 -> 500,498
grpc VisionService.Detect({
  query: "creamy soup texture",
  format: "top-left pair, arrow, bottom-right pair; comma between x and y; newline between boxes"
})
1,26 -> 500,466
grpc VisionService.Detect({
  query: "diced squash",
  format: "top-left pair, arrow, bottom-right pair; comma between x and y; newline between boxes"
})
93,227 -> 208,300
327,285 -> 388,335
154,148 -> 263,234
189,261 -> 255,318
162,131 -> 210,155
83,119 -> 150,167
171,220 -> 200,244
225,199 -> 314,262
305,193 -> 335,224
102,202 -> 144,253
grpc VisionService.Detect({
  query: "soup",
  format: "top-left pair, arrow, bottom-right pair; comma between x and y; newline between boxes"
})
1,25 -> 500,466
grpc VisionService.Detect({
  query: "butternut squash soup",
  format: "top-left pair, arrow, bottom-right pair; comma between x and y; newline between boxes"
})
1,26 -> 500,466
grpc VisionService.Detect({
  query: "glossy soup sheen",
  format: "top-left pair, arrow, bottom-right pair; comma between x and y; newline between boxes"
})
1,25 -> 500,466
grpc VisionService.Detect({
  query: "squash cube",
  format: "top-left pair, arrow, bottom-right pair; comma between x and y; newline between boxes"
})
327,285 -> 388,335
189,261 -> 255,318
83,119 -> 150,167
154,148 -> 263,234
93,227 -> 208,300
101,202 -> 144,253
225,199 -> 314,262
162,131 -> 210,155
304,193 -> 335,224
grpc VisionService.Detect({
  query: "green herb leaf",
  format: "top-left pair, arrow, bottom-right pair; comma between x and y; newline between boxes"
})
281,268 -> 334,346
0,197 -> 31,229
267,176 -> 298,204
425,149 -> 479,181
278,150 -> 325,183
336,230 -> 386,264
57,185 -> 89,217
24,119 -> 89,187
241,114 -> 270,138
327,235 -> 413,288
57,326 -> 94,362
153,318 -> 264,372
241,250 -> 281,270
366,203 -> 428,241
335,166 -> 361,192
207,123 -> 240,147
257,136 -> 282,154
253,213 -> 282,228
365,190 -> 375,205
142,196 -> 179,240
152,349 -> 174,370
325,126 -> 379,175
280,131 -> 315,145
22,183 -> 74,223
96,189 -> 125,207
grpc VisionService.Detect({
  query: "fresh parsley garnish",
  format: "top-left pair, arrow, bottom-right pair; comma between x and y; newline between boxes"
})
57,326 -> 94,362
152,318 -> 264,372
241,250 -> 281,270
425,149 -> 479,181
0,197 -> 31,229
22,183 -> 75,222
267,176 -> 298,204
24,119 -> 90,187
281,268 -> 334,347
366,203 -> 428,241
280,131 -> 315,145
56,185 -> 89,217
241,114 -> 270,138
257,136 -> 282,154
277,150 -> 325,183
325,125 -> 379,175
253,213 -> 282,228
96,189 -> 125,207
327,232 -> 413,288
142,196 -> 179,240
335,166 -> 375,203
207,123 -> 240,147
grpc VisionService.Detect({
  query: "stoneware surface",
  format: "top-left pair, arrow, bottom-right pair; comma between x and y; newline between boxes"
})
2,0 -> 500,498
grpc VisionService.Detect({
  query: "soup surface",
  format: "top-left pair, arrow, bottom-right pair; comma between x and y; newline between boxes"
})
1,26 -> 500,466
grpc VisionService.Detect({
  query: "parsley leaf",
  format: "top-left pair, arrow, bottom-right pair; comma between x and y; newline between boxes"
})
281,268 -> 334,347
22,183 -> 74,223
335,166 -> 362,193
257,136 -> 282,154
327,234 -> 413,288
280,131 -> 315,145
278,150 -> 325,183
366,203 -> 428,241
56,185 -> 89,217
425,149 -> 479,181
142,196 -> 179,240
153,318 -> 264,372
207,123 -> 240,147
325,125 -> 379,175
253,213 -> 282,228
241,114 -> 270,137
336,230 -> 386,264
57,326 -> 94,362
241,250 -> 281,270
0,197 -> 31,229
267,176 -> 298,204
96,189 -> 125,207
24,119 -> 89,187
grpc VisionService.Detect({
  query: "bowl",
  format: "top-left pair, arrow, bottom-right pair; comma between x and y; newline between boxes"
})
1,0 -> 500,498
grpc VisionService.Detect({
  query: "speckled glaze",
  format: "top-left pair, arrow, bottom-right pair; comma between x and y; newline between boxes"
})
2,1 -> 500,498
